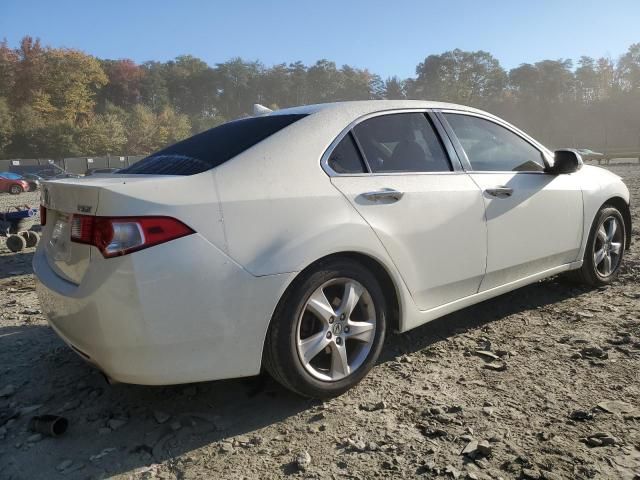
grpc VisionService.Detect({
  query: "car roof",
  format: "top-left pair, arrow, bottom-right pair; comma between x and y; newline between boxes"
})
270,100 -> 488,117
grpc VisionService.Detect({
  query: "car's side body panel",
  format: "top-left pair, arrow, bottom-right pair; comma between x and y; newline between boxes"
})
35,232 -> 296,384
469,171 -> 583,291
573,165 -> 631,259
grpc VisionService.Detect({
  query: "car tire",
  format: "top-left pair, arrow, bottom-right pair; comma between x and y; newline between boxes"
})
9,184 -> 23,195
263,258 -> 387,398
20,231 -> 39,248
567,205 -> 626,286
6,234 -> 27,253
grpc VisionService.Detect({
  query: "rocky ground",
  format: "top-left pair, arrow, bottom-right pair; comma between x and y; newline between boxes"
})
0,166 -> 639,480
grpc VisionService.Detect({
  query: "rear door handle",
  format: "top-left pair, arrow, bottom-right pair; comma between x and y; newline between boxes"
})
361,188 -> 404,202
485,186 -> 513,198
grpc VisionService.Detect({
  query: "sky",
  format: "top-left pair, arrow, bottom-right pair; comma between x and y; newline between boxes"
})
2,0 -> 639,79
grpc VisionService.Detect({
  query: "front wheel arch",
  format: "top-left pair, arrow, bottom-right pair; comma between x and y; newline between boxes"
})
602,197 -> 632,250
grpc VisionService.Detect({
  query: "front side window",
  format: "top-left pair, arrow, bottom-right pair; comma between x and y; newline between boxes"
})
328,133 -> 366,174
352,113 -> 451,173
444,114 -> 545,172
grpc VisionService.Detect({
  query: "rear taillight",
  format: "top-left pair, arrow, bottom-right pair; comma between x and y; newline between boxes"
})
40,205 -> 47,226
70,215 -> 194,258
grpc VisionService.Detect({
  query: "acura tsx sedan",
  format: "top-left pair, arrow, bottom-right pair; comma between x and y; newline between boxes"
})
34,101 -> 631,398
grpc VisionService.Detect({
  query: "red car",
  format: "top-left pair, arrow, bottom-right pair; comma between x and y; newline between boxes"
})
0,173 -> 30,194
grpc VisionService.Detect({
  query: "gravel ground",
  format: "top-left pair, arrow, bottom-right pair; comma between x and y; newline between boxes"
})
0,166 -> 639,480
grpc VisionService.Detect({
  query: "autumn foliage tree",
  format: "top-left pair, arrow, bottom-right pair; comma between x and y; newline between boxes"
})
1,36 -> 640,159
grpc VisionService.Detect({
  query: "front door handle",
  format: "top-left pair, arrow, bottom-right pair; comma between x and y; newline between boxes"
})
361,188 -> 404,202
485,186 -> 513,198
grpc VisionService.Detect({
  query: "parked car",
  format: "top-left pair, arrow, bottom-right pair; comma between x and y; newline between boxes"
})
15,165 -> 82,180
577,149 -> 604,158
34,101 -> 631,398
85,168 -> 120,176
0,172 -> 31,194
20,173 -> 42,191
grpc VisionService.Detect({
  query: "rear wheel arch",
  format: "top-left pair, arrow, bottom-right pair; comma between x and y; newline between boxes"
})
267,251 -> 401,344
261,251 -> 400,397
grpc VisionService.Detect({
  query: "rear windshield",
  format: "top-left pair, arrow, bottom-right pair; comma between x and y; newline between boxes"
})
120,114 -> 307,175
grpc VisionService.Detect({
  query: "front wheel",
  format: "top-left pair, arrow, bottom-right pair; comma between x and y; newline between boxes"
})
9,184 -> 23,195
569,206 -> 626,286
263,258 -> 387,398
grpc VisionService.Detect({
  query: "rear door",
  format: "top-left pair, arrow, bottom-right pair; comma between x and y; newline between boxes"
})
440,112 -> 583,291
328,111 -> 487,311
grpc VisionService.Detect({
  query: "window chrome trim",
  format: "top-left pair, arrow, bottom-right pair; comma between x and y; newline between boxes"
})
320,108 -> 460,177
436,109 -> 554,172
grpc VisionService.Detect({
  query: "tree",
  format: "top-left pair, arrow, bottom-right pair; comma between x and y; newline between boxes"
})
76,113 -> 127,155
0,40 -> 18,98
337,65 -> 373,100
306,60 -> 341,103
43,48 -> 108,123
533,59 -> 574,103
288,61 -> 308,105
0,97 -> 13,155
596,57 -> 615,98
617,43 -> 640,93
164,55 -> 218,118
140,61 -> 170,112
384,76 -> 406,99
154,107 -> 191,147
11,36 -> 47,108
3,35 -> 640,159
261,63 -> 292,108
99,59 -> 144,108
412,49 -> 507,106
215,58 -> 262,118
125,104 -> 158,154
125,104 -> 191,154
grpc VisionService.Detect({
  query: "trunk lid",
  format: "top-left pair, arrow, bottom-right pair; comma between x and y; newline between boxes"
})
39,174 -> 223,285
41,179 -> 101,284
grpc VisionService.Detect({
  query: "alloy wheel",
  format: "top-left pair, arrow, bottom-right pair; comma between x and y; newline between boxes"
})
593,215 -> 623,278
296,278 -> 376,382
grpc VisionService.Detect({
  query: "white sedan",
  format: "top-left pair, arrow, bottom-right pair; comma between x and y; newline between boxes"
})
34,101 -> 631,398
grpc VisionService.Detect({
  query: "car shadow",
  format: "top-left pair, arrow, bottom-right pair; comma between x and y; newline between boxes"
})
380,275 -> 590,363
0,250 -> 34,280
0,275 -> 591,479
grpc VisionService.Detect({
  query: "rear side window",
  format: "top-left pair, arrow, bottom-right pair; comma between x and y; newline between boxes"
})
353,113 -> 451,173
328,133 -> 366,174
121,114 -> 307,175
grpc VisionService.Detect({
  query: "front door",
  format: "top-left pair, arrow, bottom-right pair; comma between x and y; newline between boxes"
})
442,112 -> 583,291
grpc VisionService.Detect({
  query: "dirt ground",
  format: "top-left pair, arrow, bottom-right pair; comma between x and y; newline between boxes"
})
0,166 -> 639,480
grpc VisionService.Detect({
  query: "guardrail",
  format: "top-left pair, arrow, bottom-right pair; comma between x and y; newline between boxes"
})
589,151 -> 640,165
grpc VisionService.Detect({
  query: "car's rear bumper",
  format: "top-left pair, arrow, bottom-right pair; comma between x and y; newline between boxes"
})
34,234 -> 294,385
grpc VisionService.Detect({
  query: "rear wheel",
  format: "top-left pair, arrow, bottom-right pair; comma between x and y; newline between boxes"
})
9,184 -> 23,195
568,206 -> 626,286
263,258 -> 387,398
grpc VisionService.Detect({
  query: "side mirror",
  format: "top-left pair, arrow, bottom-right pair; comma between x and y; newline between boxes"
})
547,149 -> 583,174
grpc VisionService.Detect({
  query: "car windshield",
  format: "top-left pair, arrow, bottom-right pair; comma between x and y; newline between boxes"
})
120,114 -> 307,175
